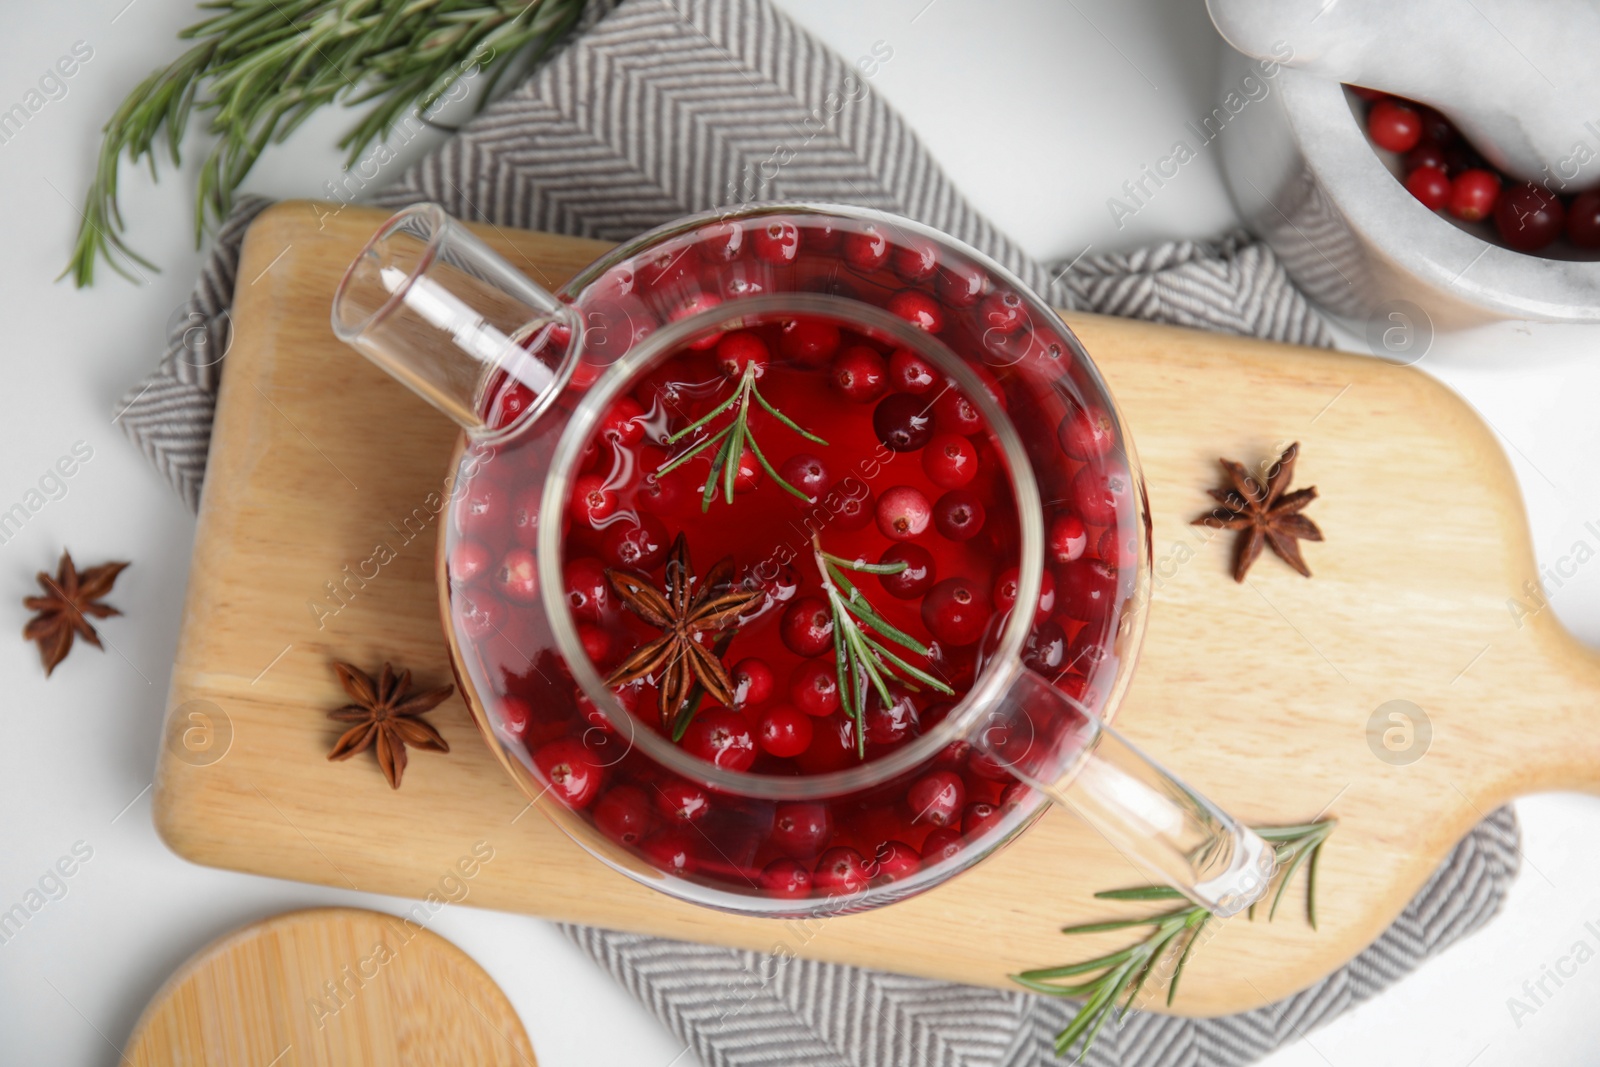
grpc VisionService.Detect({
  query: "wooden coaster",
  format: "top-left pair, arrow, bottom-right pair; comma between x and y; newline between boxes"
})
125,907 -> 535,1067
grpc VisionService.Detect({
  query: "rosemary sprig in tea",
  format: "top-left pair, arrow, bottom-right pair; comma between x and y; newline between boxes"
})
1013,818 -> 1336,1061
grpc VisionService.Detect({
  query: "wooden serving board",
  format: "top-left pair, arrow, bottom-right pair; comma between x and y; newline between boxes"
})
154,202 -> 1600,1017
125,908 -> 535,1066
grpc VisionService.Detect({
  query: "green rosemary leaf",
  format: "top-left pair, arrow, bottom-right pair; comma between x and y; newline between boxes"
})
1165,913 -> 1209,1007
655,423 -> 733,477
666,390 -> 740,445
1014,947 -> 1141,982
1057,909 -> 1192,936
743,429 -> 810,502
819,551 -> 907,576
752,384 -> 828,444
853,632 -> 952,695
1094,886 -> 1188,901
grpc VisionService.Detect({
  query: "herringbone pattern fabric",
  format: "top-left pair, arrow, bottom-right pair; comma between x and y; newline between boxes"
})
114,0 -> 1511,1063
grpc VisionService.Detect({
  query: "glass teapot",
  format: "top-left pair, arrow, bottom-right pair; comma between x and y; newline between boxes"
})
331,202 -> 1273,917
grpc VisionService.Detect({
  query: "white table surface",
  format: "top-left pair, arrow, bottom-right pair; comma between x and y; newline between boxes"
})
3,2 -> 1598,1065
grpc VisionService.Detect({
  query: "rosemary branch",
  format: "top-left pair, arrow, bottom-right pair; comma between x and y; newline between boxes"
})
1013,818 -> 1337,1061
657,362 -> 827,510
67,0 -> 586,286
811,539 -> 954,757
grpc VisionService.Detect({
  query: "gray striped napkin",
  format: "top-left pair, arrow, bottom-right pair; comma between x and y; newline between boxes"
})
116,1 -> 1518,1063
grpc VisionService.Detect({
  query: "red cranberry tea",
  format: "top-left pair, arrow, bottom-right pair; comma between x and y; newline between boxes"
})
443,212 -> 1140,906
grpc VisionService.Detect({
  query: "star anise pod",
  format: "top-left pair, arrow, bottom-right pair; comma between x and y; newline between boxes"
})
326,662 -> 452,789
605,533 -> 765,728
1192,441 -> 1323,581
23,550 -> 129,676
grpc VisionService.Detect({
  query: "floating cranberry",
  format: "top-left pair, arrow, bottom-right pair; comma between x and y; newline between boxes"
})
507,485 -> 545,548
933,388 -> 983,436
726,447 -> 763,494
962,802 -> 1002,837
813,847 -> 868,894
601,513 -> 669,571
576,623 -> 612,667
921,577 -> 991,647
936,260 -> 986,307
796,714 -> 859,774
715,331 -> 769,378
452,588 -> 505,640
907,770 -> 965,827
1021,619 -> 1067,673
570,474 -> 618,526
864,690 -> 920,746
887,348 -> 937,393
771,801 -> 831,856
1000,782 -> 1033,811
600,396 -> 646,447
978,290 -> 1025,334
641,829 -> 697,872
967,747 -> 1013,782
1368,99 -> 1422,153
1096,527 -> 1139,569
562,556 -> 611,622
533,739 -> 603,809
752,219 -> 801,265
1405,165 -> 1451,211
455,478 -> 508,537
654,778 -> 711,822
1403,141 -> 1449,175
790,660 -> 841,717
1047,513 -> 1088,564
867,840 -> 921,882
449,539 -> 492,585
681,708 -> 757,771
1072,463 -> 1133,526
759,858 -> 812,898
779,317 -> 842,365
757,704 -> 814,757
595,785 -> 654,845
922,828 -> 964,862
1448,169 -> 1500,222
992,565 -> 1055,623
779,453 -> 830,498
922,433 -> 978,488
891,238 -> 939,283
878,544 -> 936,599
496,694 -> 532,743
1057,403 -> 1115,459
781,596 -> 834,656
1057,558 -> 1119,621
1568,190 -> 1600,249
730,657 -> 775,708
887,290 -> 944,333
1494,183 -> 1565,252
695,221 -> 745,263
668,293 -> 725,351
803,222 -> 842,251
489,380 -> 536,430
876,485 -> 932,541
933,490 -> 985,542
832,345 -> 887,402
873,393 -> 934,452
843,226 -> 890,272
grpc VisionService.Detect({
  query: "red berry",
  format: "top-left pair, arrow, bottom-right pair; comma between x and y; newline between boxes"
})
907,771 -> 965,827
757,704 -> 814,757
993,565 -> 1057,624
813,847 -> 868,894
1368,100 -> 1422,153
864,690 -> 920,746
831,487 -> 874,530
1494,183 -> 1565,252
978,290 -> 1025,334
533,740 -> 602,809
641,829 -> 697,872
891,238 -> 939,283
1568,190 -> 1600,249
570,474 -> 618,526
1057,403 -> 1116,459
730,657 -> 775,708
887,290 -> 944,332
779,453 -> 830,498
1057,558 -> 1119,620
936,261 -> 986,307
727,447 -> 762,494
866,840 -> 921,882
595,785 -> 654,845
962,802 -> 1002,837
751,219 -> 801,265
887,348 -> 937,393
878,544 -> 936,599
933,388 -> 983,436
1000,782 -> 1033,811
922,433 -> 978,489
933,490 -> 985,541
667,292 -> 725,351
508,485 -> 546,548
1048,513 -> 1088,564
1416,106 -> 1457,148
455,478 -> 508,537
562,556 -> 611,622
804,222 -> 842,251
922,828 -> 964,862
601,513 -> 669,571
1448,169 -> 1500,222
681,708 -> 757,771
1072,463 -> 1133,526
1405,165 -> 1451,211
495,694 -> 532,743
715,331 -> 769,378
873,393 -> 935,452
1021,619 -> 1067,673
843,226 -> 890,272
449,539 -> 492,585
876,485 -> 932,540
759,858 -> 812,898
695,221 -> 745,263
489,380 -> 536,430
600,396 -> 645,446
789,660 -> 841,717
781,596 -> 834,656
795,714 -> 858,774
832,345 -> 887,402
576,622 -> 612,667
779,317 -> 842,365
1096,527 -> 1139,568
654,778 -> 711,822
921,577 -> 992,647
1403,141 -> 1449,174
452,588 -> 505,640
771,802 -> 831,856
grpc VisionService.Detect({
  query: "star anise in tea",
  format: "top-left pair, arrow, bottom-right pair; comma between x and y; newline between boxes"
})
23,550 -> 130,676
326,661 -> 453,789
1192,442 -> 1323,581
605,533 -> 765,728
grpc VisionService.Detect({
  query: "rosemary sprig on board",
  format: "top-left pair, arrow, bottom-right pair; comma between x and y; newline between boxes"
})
67,0 -> 586,286
1013,818 -> 1336,1061
657,363 -> 827,511
811,539 -> 954,757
